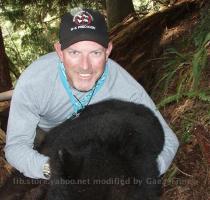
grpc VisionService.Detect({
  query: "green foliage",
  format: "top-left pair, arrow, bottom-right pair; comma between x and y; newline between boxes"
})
133,0 -> 154,12
182,130 -> 192,144
191,8 -> 210,92
158,90 -> 210,108
1,0 -> 63,78
181,121 -> 192,144
133,0 -> 172,12
192,33 -> 210,92
156,8 -> 210,108
155,47 -> 192,95
165,165 -> 178,184
193,8 -> 210,48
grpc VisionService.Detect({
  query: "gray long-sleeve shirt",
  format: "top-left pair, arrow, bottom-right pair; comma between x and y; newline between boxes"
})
5,52 -> 179,179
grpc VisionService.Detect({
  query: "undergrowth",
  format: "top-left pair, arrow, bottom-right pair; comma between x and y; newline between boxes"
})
154,7 -> 210,108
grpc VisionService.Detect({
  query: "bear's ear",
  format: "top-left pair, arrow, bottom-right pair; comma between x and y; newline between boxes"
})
58,148 -> 84,179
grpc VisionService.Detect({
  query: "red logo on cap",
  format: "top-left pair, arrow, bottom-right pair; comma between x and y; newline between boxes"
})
73,11 -> 92,25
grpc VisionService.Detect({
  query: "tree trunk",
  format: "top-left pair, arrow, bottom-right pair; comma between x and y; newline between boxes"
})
106,0 -> 135,29
0,27 -> 12,92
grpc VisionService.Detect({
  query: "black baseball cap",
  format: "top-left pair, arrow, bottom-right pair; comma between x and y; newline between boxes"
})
59,8 -> 109,50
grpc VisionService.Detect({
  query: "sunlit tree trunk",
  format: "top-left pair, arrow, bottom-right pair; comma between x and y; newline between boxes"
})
106,0 -> 135,29
0,27 -> 12,92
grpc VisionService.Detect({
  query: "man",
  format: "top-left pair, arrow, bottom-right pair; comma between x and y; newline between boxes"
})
5,8 -> 179,179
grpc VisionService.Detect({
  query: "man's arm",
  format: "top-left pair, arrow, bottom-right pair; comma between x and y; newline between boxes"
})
131,86 -> 179,175
4,80 -> 49,179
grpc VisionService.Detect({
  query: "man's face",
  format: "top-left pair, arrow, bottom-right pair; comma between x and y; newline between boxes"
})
55,41 -> 112,92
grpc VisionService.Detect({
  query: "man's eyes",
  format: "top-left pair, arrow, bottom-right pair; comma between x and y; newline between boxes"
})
67,50 -> 103,56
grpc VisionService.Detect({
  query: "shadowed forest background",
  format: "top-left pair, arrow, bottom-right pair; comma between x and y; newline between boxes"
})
0,0 -> 209,199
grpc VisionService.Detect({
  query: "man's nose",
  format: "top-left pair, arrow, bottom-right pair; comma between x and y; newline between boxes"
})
80,55 -> 91,71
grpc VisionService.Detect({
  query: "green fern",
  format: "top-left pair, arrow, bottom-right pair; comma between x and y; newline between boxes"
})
156,7 -> 210,108
154,48 -> 191,95
192,33 -> 210,92
158,90 -> 210,108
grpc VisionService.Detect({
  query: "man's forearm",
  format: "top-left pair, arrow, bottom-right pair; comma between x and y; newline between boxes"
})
5,143 -> 49,179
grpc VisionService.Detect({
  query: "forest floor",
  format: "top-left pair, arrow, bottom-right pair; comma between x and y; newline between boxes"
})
151,8 -> 210,200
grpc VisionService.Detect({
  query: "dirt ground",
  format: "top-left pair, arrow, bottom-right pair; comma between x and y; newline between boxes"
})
161,101 -> 210,200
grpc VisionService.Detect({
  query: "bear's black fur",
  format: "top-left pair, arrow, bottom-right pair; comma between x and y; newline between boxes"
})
41,99 -> 165,200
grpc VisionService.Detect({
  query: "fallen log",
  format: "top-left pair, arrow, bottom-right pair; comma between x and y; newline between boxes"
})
0,90 -> 13,101
109,0 -> 200,91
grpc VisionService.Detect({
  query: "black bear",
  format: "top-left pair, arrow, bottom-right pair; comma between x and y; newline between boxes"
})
41,99 -> 165,200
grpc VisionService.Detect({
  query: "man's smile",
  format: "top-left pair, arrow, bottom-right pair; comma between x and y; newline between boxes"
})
78,73 -> 92,79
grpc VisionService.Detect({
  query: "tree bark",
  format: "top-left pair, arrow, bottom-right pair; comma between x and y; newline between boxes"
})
106,0 -> 135,29
0,27 -> 12,92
